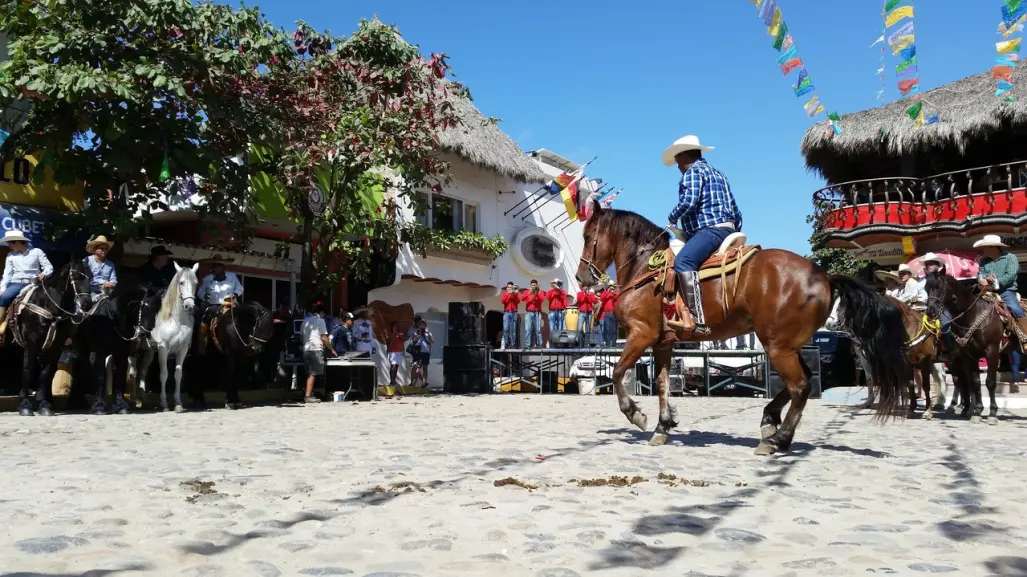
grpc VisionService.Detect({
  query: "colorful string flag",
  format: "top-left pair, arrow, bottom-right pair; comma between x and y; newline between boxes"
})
886,0 -> 924,126
995,1 -> 1025,101
750,0 -> 841,133
872,0 -> 887,103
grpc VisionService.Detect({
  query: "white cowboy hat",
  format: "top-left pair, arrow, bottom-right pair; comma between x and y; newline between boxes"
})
897,263 -> 912,274
86,235 -> 115,252
973,234 -> 1008,249
661,135 -> 714,167
922,252 -> 943,265
875,270 -> 900,283
1,229 -> 30,245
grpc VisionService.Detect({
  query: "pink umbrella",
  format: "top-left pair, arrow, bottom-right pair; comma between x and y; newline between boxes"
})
907,250 -> 979,281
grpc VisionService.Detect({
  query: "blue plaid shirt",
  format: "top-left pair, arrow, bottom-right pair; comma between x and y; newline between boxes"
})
667,158 -> 743,239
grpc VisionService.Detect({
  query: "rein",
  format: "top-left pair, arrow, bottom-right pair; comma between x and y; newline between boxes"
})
227,302 -> 269,353
579,224 -> 672,290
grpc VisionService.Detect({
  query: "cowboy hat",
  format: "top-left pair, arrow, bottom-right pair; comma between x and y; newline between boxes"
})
922,252 -> 943,265
973,234 -> 1008,249
148,245 -> 173,257
875,270 -> 901,283
897,263 -> 912,275
1,229 -> 30,245
200,254 -> 234,265
352,305 -> 373,316
86,235 -> 115,252
661,135 -> 714,167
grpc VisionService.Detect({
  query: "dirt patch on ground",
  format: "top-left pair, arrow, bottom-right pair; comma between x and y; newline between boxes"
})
493,477 -> 538,490
182,478 -> 218,503
371,481 -> 428,494
572,475 -> 648,488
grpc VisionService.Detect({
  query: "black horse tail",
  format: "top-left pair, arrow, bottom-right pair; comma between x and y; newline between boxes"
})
829,275 -> 909,420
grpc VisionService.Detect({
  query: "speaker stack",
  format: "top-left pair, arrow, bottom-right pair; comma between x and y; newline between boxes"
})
550,329 -> 580,349
444,302 -> 491,393
767,345 -> 822,399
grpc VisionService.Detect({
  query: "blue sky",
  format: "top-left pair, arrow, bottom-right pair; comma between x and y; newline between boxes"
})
255,0 -> 1003,255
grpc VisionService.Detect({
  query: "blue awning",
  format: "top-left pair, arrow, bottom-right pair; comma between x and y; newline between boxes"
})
0,202 -> 85,252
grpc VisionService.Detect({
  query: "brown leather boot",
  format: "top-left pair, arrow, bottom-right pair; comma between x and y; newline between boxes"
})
667,272 -> 697,337
1015,317 -> 1027,351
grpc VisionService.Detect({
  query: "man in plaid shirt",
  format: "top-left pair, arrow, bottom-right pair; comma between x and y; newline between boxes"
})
661,135 -> 743,336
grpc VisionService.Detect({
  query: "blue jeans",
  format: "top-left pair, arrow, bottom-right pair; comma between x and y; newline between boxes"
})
0,283 -> 27,306
548,310 -> 564,335
524,311 -> 542,348
502,311 -> 518,348
601,314 -> 617,347
578,311 -> 593,346
1000,289 -> 1025,318
673,226 -> 734,272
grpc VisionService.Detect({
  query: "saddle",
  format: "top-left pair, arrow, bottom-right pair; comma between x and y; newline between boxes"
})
201,301 -> 235,353
7,285 -> 59,350
982,292 -> 1027,351
662,234 -> 760,328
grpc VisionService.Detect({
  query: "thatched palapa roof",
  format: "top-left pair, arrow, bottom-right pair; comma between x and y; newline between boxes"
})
801,65 -> 1027,184
439,95 -> 546,183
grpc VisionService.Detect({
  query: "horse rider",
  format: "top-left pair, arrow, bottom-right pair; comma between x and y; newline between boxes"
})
0,229 -> 53,336
662,135 -> 743,336
197,254 -> 243,347
974,235 -> 1027,332
84,235 -> 118,312
874,269 -> 901,298
894,263 -> 927,308
921,252 -> 955,355
136,245 -> 176,295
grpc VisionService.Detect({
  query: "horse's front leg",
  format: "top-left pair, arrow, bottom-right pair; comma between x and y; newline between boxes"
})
224,353 -> 241,410
110,351 -> 130,415
127,353 -> 138,408
612,335 -> 652,431
19,347 -> 37,416
648,345 -> 677,445
985,347 -> 1000,426
89,350 -> 108,415
157,346 -> 173,412
170,346 -> 186,412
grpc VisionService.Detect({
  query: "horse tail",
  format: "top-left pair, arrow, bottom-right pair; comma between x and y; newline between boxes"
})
829,275 -> 909,421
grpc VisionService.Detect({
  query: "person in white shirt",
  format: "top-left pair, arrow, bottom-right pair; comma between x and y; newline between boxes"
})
875,269 -> 901,298
0,229 -> 53,335
196,254 -> 244,348
300,301 -> 337,404
352,306 -> 375,353
893,263 -> 927,307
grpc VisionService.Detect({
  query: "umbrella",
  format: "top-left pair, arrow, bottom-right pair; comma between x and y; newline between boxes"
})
907,250 -> 979,281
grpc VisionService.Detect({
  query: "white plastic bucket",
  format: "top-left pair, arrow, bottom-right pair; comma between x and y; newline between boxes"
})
578,378 -> 596,395
331,391 -> 346,402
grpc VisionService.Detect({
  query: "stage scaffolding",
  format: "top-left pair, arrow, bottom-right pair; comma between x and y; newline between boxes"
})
488,347 -> 769,398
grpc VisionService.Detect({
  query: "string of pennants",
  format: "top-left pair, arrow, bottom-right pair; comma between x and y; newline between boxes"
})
996,0 -> 1025,101
748,0 -> 842,135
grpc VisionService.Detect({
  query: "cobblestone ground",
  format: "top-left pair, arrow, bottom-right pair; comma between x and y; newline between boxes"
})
1,395 -> 1025,577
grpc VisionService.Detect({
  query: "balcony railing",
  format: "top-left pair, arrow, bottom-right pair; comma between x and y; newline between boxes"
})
812,160 -> 1027,240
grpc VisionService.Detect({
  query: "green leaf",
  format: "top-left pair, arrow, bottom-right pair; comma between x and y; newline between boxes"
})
154,75 -> 166,88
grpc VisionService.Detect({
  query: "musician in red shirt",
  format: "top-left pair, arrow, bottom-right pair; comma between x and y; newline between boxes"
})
598,283 -> 619,347
576,286 -> 598,347
520,279 -> 545,348
546,279 -> 568,344
500,281 -> 520,349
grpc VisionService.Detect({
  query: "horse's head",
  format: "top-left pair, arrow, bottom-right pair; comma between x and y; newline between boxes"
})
924,271 -> 959,321
575,204 -> 669,287
169,261 -> 200,315
247,301 -> 274,353
61,259 -> 93,315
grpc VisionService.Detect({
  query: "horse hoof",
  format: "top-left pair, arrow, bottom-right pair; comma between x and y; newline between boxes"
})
135,400 -> 143,409
174,405 -> 185,413
971,415 -> 983,424
117,408 -> 129,415
629,411 -> 647,431
92,409 -> 106,416
19,407 -> 33,417
760,425 -> 778,440
38,406 -> 53,417
648,433 -> 669,446
988,416 -> 999,426
160,406 -> 170,413
754,441 -> 777,456
922,410 -> 934,421
946,407 -> 957,415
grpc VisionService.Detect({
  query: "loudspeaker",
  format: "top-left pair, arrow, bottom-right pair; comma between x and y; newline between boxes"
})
448,301 -> 485,345
443,345 -> 490,370
767,345 -> 822,399
767,375 -> 822,400
449,328 -> 484,346
550,330 -> 580,349
443,369 -> 491,394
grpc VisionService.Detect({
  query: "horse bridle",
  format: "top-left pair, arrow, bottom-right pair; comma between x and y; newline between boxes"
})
228,301 -> 270,353
578,224 -> 673,287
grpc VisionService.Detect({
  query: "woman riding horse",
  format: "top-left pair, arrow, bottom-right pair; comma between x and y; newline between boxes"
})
0,229 -> 54,338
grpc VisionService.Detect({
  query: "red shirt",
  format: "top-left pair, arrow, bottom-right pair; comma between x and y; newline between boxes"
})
387,333 -> 405,353
576,291 -> 597,313
546,288 -> 567,311
599,289 -> 618,318
520,289 -> 545,312
501,290 -> 520,312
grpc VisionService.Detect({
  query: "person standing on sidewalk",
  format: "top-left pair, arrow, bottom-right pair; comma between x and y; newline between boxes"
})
301,301 -> 337,404
500,283 -> 520,349
598,283 -> 619,347
520,279 -> 545,348
546,279 -> 568,344
576,285 -> 597,347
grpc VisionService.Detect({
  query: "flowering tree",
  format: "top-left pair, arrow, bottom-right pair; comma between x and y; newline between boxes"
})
0,0 -> 288,248
240,18 -> 465,303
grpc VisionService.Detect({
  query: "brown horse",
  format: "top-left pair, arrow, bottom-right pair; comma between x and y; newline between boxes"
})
575,207 -> 911,455
925,272 -> 1016,425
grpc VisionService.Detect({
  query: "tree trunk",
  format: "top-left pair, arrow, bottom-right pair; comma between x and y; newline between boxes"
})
298,213 -> 316,308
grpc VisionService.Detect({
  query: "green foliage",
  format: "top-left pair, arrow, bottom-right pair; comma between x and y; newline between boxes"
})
805,212 -> 870,277
403,223 -> 508,260
0,0 -> 289,241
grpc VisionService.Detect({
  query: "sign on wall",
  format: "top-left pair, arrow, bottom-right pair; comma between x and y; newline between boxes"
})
845,242 -> 906,261
0,153 -> 84,211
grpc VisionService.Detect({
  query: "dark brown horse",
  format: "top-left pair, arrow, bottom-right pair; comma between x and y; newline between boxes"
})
925,272 -> 1012,425
575,207 -> 911,455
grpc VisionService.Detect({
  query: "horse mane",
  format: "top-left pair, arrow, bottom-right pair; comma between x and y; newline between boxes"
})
157,267 -> 185,323
594,209 -> 670,253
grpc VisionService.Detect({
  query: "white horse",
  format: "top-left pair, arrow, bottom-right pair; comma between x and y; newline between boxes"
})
137,262 -> 199,412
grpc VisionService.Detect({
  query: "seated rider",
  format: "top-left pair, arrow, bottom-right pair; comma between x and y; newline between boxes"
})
196,255 -> 243,343
922,253 -> 954,354
84,235 -> 118,313
662,135 -> 743,337
136,245 -> 176,296
894,263 -> 927,308
974,235 -> 1027,334
0,229 -> 54,336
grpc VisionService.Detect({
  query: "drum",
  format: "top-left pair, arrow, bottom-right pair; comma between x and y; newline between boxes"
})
563,306 -> 579,331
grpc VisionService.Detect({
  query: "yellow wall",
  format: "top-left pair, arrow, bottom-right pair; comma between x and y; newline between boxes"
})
0,153 -> 84,211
